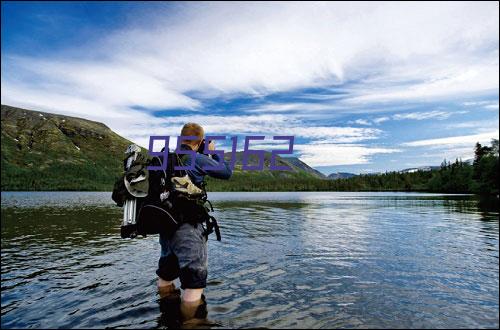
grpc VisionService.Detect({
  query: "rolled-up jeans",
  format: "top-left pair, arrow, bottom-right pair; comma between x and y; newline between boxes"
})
156,223 -> 208,289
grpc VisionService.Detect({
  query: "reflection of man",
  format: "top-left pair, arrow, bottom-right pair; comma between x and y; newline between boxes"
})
157,123 -> 232,325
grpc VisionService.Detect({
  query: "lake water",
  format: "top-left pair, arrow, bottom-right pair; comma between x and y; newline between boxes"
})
1,191 -> 499,329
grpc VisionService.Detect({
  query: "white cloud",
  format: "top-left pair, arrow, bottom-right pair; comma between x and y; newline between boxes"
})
402,131 -> 499,147
2,56 -> 200,112
356,110 -> 466,126
392,111 -> 454,121
463,100 -> 491,106
405,147 -> 476,162
2,1 -> 499,120
123,113 -> 382,147
294,143 -> 400,166
463,100 -> 499,110
346,62 -> 499,104
1,2 -> 498,169
351,119 -> 372,126
485,103 -> 499,110
373,116 -> 390,124
243,102 -> 337,113
446,120 -> 499,132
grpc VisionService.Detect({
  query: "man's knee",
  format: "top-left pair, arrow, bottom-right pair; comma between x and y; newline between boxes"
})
157,254 -> 180,281
179,266 -> 207,290
183,288 -> 204,302
171,224 -> 208,289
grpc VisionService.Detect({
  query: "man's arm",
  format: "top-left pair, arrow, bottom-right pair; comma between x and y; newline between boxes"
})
195,153 -> 232,180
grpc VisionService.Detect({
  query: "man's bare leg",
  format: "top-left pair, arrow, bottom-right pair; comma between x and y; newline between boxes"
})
183,288 -> 203,302
158,277 -> 175,288
157,278 -> 182,328
158,277 -> 178,299
180,288 -> 207,324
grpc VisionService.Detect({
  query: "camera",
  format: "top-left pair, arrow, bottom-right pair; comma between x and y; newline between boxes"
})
198,139 -> 212,154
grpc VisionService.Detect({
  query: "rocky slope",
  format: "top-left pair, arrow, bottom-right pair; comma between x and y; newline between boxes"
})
1,104 -> 133,190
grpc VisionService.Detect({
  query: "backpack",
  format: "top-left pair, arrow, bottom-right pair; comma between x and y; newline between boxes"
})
113,145 -> 221,240
135,152 -> 178,237
112,145 -> 168,238
136,152 -> 219,238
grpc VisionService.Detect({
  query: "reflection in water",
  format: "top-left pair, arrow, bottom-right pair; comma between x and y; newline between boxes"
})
1,192 -> 499,329
156,286 -> 217,329
156,287 -> 195,329
158,293 -> 182,329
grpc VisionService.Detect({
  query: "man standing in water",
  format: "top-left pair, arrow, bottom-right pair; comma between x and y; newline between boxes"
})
157,123 -> 232,326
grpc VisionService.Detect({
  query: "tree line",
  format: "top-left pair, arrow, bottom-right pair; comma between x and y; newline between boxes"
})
207,139 -> 499,195
425,139 -> 498,195
2,138 -> 498,195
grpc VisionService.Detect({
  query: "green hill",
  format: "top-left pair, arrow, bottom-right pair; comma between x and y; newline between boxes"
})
1,104 -> 133,190
0,104 -> 323,191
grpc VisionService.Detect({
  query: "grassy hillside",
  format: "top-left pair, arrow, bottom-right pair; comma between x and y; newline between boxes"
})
1,105 -> 133,190
0,104 -> 322,191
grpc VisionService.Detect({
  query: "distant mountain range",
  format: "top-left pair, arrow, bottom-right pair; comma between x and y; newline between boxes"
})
399,166 -> 441,173
364,166 -> 443,176
279,157 -> 327,179
327,172 -> 357,180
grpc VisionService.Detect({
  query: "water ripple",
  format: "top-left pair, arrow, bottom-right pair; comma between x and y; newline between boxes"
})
1,192 -> 498,328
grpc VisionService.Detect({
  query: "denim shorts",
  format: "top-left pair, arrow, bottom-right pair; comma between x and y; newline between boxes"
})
156,223 -> 208,289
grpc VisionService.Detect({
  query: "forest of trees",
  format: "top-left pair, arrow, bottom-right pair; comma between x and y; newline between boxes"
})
426,139 -> 499,194
2,135 -> 497,195
207,139 -> 500,195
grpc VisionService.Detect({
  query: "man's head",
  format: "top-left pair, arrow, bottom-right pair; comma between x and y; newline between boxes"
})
180,123 -> 204,151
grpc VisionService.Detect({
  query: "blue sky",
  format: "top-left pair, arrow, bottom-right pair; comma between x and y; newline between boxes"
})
1,1 -> 499,175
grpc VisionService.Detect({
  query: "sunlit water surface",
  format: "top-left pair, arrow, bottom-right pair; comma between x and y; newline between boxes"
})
1,192 -> 499,328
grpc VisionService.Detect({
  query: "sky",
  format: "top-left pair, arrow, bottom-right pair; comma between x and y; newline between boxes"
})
1,1 -> 499,175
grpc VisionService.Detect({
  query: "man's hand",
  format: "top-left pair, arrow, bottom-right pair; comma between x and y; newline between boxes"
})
208,140 -> 215,151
